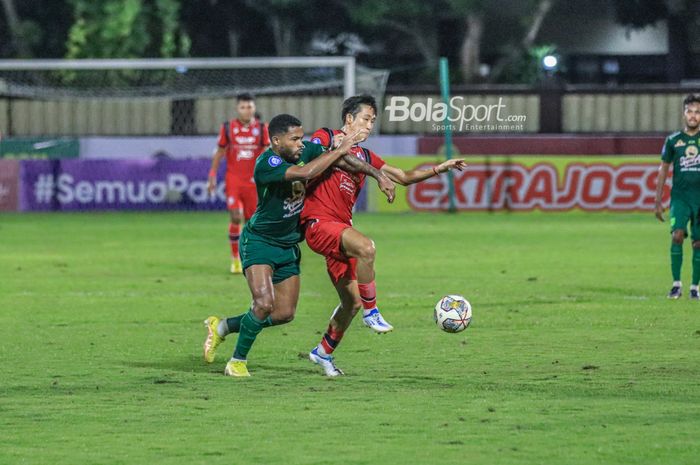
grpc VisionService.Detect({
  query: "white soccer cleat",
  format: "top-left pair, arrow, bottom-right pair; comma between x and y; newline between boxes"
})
309,347 -> 344,377
362,308 -> 394,333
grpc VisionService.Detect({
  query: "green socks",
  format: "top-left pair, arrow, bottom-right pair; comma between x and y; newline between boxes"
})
671,242 -> 683,281
693,248 -> 700,286
223,312 -> 273,336
233,310 -> 266,360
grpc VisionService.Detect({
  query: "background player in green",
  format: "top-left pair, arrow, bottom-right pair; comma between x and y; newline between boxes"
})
655,94 -> 700,299
201,114 -> 393,377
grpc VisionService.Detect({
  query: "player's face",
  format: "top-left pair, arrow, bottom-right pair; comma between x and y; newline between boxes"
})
346,105 -> 376,143
274,126 -> 305,161
237,100 -> 256,123
684,102 -> 700,131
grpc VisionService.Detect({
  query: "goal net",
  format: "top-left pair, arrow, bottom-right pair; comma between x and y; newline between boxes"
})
0,57 -> 389,136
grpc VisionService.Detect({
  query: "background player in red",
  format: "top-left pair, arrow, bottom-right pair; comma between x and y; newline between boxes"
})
302,95 -> 466,376
207,93 -> 269,274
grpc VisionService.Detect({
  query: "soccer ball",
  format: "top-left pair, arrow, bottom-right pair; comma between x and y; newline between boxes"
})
434,295 -> 472,333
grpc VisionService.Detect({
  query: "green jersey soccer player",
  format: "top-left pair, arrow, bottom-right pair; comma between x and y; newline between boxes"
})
655,93 -> 700,299
201,114 -> 386,377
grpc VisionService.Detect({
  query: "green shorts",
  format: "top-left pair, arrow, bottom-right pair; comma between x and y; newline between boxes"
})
240,229 -> 301,284
670,196 -> 700,240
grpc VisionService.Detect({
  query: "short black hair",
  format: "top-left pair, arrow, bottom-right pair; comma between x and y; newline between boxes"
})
683,94 -> 700,108
237,93 -> 255,102
341,94 -> 377,124
268,114 -> 302,137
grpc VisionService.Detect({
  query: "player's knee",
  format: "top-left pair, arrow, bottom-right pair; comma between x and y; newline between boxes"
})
252,296 -> 274,315
672,230 -> 685,244
358,239 -> 376,262
230,211 -> 243,224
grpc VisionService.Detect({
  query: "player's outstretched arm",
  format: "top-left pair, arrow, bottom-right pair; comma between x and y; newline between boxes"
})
381,158 -> 467,186
207,147 -> 226,194
284,130 -> 361,182
336,155 -> 396,203
655,162 -> 671,222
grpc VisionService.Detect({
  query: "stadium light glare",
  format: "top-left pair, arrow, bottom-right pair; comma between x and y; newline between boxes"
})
542,55 -> 558,71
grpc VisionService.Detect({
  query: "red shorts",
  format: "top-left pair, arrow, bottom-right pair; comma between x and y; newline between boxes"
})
303,219 -> 356,284
225,175 -> 257,220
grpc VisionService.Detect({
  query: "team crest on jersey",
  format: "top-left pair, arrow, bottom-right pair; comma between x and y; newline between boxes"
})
675,139 -> 686,147
233,127 -> 240,134
268,155 -> 283,167
252,127 -> 260,136
311,137 -> 322,145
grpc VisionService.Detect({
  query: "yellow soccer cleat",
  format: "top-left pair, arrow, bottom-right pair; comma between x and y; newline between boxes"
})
225,359 -> 250,377
230,258 -> 243,274
203,316 -> 224,363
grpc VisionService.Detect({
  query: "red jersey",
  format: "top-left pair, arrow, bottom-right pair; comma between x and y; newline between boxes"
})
217,118 -> 269,185
302,128 -> 386,225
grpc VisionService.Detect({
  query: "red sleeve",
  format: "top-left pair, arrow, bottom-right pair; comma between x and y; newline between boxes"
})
369,150 -> 386,169
217,123 -> 228,148
261,122 -> 270,146
310,128 -> 332,149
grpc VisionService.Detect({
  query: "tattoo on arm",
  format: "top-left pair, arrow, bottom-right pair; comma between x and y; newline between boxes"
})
336,154 -> 385,180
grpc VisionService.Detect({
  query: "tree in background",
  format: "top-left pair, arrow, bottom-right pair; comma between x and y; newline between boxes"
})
487,0 -> 555,83
0,0 -> 72,58
346,0 -> 443,71
612,0 -> 697,82
65,0 -> 190,59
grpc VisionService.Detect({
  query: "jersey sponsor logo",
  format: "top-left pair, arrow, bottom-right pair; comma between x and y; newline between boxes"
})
675,139 -> 687,147
282,181 -> 306,218
338,172 -> 359,197
268,156 -> 283,167
407,162 -> 671,212
234,136 -> 258,145
681,145 -> 700,169
237,149 -> 255,160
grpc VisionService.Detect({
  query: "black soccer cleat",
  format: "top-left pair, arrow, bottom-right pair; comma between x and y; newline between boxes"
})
690,289 -> 699,300
667,286 -> 682,299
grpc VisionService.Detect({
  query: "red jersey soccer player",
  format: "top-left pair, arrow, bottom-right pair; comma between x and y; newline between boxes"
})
302,95 -> 466,376
208,94 -> 269,274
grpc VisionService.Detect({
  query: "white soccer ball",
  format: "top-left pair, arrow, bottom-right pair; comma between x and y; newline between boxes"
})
434,295 -> 472,333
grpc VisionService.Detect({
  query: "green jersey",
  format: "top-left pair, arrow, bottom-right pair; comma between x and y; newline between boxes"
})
662,131 -> 700,198
245,141 -> 326,247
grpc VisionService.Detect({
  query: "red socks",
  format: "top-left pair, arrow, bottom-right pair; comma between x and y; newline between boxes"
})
358,281 -> 377,313
229,223 -> 241,259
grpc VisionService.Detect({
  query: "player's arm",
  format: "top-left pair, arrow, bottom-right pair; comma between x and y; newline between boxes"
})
284,130 -> 363,182
208,124 -> 230,194
380,158 -> 467,186
335,155 -> 396,203
655,162 -> 671,222
207,147 -> 226,194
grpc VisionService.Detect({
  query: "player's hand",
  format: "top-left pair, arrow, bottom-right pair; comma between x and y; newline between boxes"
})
337,130 -> 362,153
207,176 -> 217,195
378,175 -> 395,204
655,201 -> 665,222
332,133 -> 344,149
436,158 -> 467,173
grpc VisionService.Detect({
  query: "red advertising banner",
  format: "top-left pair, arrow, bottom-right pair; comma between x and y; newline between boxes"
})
406,161 -> 670,212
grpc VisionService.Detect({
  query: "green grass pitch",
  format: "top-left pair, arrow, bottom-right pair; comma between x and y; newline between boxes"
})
1,211 -> 699,465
